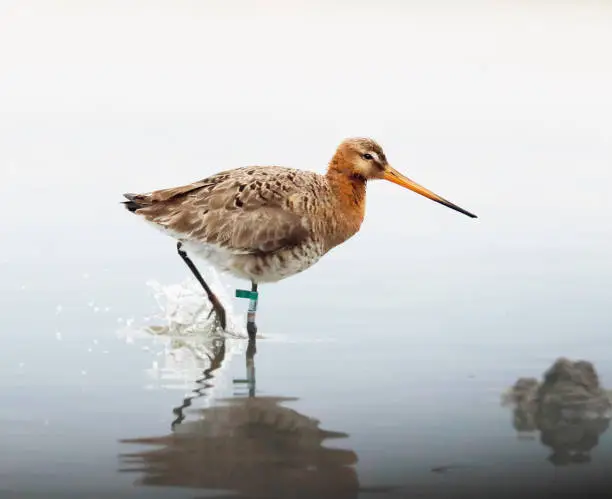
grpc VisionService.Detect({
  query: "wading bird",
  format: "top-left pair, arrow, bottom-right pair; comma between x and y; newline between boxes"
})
122,137 -> 476,338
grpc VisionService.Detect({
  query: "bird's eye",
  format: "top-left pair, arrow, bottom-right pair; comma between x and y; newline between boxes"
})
363,153 -> 373,160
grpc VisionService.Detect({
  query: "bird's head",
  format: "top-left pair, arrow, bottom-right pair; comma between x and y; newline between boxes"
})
331,137 -> 477,219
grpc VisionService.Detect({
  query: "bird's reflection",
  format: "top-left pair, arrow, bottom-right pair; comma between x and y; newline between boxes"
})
168,335 -> 228,428
502,357 -> 612,466
119,337 -> 364,499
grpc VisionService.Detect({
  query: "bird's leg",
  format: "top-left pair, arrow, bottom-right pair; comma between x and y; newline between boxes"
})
176,242 -> 227,330
246,281 -> 258,340
246,337 -> 256,397
233,336 -> 257,397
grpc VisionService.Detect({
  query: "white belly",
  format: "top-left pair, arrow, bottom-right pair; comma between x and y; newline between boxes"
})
146,220 -> 324,283
145,221 -> 239,274
185,240 -> 324,284
180,240 -> 238,274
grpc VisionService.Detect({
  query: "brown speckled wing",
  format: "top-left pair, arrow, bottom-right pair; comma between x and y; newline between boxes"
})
130,166 -> 316,254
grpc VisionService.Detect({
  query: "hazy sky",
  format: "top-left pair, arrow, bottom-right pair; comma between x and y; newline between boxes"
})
1,0 -> 611,125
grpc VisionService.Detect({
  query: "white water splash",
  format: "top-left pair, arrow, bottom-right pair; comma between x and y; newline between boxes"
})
117,274 -> 249,399
146,275 -> 245,338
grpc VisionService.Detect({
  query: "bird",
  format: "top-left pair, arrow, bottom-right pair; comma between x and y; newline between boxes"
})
122,137 -> 477,339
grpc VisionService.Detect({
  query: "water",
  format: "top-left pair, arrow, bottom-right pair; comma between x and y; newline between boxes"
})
1,112 -> 611,499
2,3 -> 612,498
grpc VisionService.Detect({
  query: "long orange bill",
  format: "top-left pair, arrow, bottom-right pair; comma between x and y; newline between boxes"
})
383,166 -> 477,219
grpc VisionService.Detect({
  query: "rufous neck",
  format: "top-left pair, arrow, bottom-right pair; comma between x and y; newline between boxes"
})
326,156 -> 367,216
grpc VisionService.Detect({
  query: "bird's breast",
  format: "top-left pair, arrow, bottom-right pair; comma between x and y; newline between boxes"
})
227,240 -> 326,283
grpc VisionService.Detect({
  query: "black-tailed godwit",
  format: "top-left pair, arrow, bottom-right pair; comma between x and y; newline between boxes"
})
122,137 -> 477,338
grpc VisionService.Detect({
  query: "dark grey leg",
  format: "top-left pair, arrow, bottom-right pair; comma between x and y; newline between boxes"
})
246,337 -> 256,397
176,242 -> 226,330
246,281 -> 258,340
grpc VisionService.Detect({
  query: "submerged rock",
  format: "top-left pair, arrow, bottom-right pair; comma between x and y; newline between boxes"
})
502,357 -> 612,465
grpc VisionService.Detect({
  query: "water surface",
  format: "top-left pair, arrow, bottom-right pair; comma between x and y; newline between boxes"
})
1,111 -> 611,499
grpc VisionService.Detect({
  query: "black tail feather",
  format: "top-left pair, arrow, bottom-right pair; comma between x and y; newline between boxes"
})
122,193 -> 143,213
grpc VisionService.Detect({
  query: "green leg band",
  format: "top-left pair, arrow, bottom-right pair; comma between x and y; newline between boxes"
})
236,283 -> 259,330
247,296 -> 257,324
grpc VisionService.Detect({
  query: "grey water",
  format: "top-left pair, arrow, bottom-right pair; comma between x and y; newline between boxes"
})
1,111 -> 611,499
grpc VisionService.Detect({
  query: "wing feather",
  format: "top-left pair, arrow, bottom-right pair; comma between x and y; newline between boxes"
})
126,166 -> 319,254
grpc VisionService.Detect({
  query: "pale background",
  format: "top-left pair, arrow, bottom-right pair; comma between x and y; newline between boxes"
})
1,1 -> 611,497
